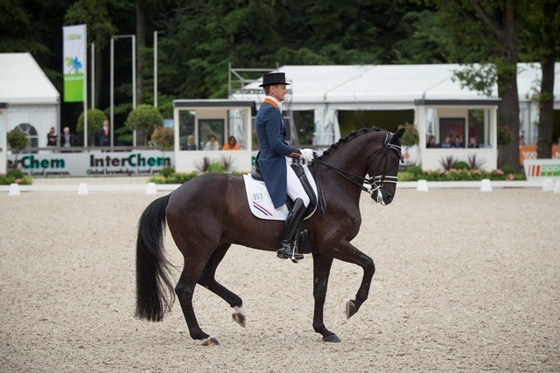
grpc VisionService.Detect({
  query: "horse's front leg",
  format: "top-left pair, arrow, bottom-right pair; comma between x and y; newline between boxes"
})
311,253 -> 341,342
332,242 -> 375,319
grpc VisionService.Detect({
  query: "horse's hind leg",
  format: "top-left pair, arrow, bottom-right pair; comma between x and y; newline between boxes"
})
311,253 -> 341,343
175,260 -> 219,346
198,244 -> 246,327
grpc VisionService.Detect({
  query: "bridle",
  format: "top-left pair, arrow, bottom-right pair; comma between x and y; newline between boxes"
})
312,132 -> 403,197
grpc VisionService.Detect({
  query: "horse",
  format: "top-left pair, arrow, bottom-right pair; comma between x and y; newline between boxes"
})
135,127 -> 405,346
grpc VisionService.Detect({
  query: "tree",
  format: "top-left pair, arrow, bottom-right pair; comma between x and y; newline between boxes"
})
7,129 -> 29,169
520,0 -> 560,158
77,109 -> 108,146
429,1 -> 522,170
125,104 -> 163,145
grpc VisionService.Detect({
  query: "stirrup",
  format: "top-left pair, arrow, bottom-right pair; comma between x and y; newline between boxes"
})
277,242 -> 303,263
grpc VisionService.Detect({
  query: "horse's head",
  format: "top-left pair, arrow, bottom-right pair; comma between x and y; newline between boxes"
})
367,128 -> 405,206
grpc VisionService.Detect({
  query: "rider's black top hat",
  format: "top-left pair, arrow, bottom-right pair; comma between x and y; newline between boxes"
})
259,72 -> 290,87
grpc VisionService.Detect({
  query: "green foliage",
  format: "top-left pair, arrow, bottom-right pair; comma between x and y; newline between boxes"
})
5,0 -> 556,170
160,167 -> 175,178
207,161 -> 227,173
497,125 -> 513,146
467,154 -> 485,170
150,171 -> 199,184
398,168 -> 525,182
454,161 -> 469,170
149,156 -> 239,184
439,155 -> 458,171
0,169 -> 32,185
125,104 -> 164,145
7,169 -> 24,179
499,164 -> 516,175
407,166 -> 424,177
7,130 -> 29,152
399,123 -> 419,146
453,64 -> 497,98
77,109 -> 107,146
0,174 -> 32,185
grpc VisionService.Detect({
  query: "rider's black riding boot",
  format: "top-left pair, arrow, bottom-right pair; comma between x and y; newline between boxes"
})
277,198 -> 306,261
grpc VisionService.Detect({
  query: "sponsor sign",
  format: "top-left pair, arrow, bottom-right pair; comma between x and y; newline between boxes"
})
523,159 -> 560,180
7,150 -> 174,177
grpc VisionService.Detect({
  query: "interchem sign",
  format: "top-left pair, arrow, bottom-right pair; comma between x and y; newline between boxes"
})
7,150 -> 174,177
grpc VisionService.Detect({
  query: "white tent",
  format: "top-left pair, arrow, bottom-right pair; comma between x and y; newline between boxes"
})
0,53 -> 60,151
231,64 -> 500,144
231,63 -> 559,145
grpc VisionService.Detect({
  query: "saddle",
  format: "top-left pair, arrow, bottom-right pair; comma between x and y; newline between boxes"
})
251,161 -> 318,217
251,161 -> 321,255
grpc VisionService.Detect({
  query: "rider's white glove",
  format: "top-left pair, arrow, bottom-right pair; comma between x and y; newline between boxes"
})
300,148 -> 315,163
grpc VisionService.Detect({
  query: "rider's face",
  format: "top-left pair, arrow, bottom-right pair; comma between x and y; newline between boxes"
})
270,84 -> 287,102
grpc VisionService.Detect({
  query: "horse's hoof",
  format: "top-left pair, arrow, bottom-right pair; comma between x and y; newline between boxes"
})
232,312 -> 246,328
345,300 -> 357,319
322,334 -> 341,343
201,337 -> 220,346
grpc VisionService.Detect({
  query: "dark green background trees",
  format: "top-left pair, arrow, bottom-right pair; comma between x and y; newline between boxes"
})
1,0 -> 558,166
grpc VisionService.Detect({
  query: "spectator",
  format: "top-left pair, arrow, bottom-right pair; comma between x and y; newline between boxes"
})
182,135 -> 197,150
442,136 -> 452,148
426,135 -> 437,148
47,127 -> 58,147
222,136 -> 241,150
60,127 -> 74,152
468,136 -> 478,148
99,119 -> 110,147
452,135 -> 464,148
204,134 -> 220,150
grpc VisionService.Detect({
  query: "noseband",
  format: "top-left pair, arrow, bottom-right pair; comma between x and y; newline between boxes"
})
313,132 -> 403,197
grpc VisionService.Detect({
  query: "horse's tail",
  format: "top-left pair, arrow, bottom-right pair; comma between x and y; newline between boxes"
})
135,194 -> 175,322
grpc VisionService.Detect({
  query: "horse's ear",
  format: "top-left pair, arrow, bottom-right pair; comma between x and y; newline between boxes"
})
392,128 -> 406,143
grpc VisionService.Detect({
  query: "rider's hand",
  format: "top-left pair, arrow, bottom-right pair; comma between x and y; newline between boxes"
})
300,148 -> 315,163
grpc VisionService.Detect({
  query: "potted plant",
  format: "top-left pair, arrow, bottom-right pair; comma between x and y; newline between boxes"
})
7,129 -> 29,169
77,109 -> 108,147
398,122 -> 418,165
125,104 -> 164,146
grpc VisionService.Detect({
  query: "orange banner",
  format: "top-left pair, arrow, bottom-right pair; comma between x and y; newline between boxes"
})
553,145 -> 560,160
519,145 -> 536,166
520,145 -> 560,165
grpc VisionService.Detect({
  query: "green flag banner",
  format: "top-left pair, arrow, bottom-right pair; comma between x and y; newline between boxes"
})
63,25 -> 87,103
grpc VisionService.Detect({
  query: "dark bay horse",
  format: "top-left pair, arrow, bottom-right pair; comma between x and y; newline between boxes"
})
136,127 -> 405,346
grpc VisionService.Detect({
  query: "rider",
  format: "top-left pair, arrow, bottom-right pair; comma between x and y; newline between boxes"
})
256,72 -> 314,261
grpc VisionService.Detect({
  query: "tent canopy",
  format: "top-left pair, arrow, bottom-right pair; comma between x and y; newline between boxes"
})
0,53 -> 60,105
233,63 -> 560,109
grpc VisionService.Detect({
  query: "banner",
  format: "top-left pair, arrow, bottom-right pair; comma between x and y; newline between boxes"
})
523,159 -> 560,180
7,150 -> 173,177
63,25 -> 87,102
520,145 -> 560,166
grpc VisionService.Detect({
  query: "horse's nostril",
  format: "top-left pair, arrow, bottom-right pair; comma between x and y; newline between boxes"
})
386,195 -> 393,203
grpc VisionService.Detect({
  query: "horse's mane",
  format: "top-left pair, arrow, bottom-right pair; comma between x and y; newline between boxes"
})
317,127 -> 383,160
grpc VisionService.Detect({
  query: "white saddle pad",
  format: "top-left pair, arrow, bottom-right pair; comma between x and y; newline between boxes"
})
243,165 -> 318,221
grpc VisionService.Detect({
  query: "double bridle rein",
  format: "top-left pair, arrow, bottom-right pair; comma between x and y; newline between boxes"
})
312,132 -> 403,197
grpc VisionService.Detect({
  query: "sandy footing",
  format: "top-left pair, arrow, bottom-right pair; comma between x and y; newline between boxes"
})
1,185 -> 559,372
